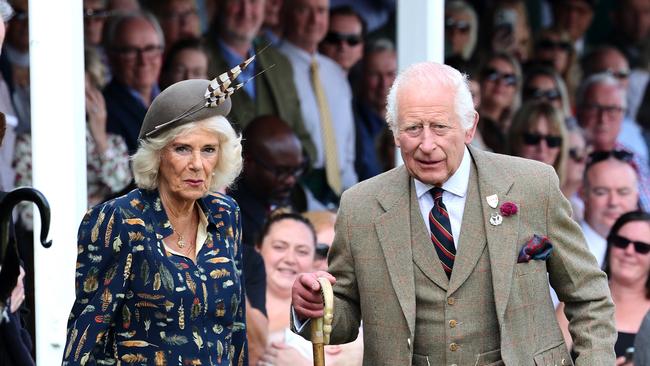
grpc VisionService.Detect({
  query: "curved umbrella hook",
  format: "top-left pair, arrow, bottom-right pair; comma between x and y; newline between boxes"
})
0,187 -> 52,264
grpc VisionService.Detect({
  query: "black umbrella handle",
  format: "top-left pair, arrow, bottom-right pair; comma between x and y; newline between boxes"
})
0,187 -> 52,265
0,187 -> 51,304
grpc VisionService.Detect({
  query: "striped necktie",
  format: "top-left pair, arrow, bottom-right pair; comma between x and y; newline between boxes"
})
309,57 -> 342,195
429,187 -> 456,278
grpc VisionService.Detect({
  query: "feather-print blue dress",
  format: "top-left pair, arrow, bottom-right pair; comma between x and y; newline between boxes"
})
62,189 -> 247,365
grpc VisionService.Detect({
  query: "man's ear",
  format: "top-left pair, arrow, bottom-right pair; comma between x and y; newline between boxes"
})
464,111 -> 479,144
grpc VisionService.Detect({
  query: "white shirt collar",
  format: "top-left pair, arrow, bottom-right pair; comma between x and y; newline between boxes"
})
279,39 -> 316,63
414,146 -> 471,199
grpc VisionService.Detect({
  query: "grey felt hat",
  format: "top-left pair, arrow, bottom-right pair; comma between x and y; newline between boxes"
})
138,79 -> 232,140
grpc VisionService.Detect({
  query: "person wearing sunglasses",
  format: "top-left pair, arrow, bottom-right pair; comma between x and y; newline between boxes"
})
444,0 -> 478,62
477,52 -> 522,153
318,5 -> 365,73
581,46 -> 650,165
508,101 -> 569,185
557,210 -> 650,365
531,27 -> 580,105
576,72 -> 650,212
522,66 -> 572,117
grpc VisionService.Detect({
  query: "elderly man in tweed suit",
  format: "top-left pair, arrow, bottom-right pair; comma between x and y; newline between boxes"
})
291,62 -> 616,365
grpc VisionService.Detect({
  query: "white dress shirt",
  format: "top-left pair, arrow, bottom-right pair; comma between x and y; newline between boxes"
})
278,40 -> 358,190
413,146 -> 471,248
579,220 -> 607,267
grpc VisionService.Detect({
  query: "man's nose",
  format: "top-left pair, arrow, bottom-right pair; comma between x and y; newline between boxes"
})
419,128 -> 437,152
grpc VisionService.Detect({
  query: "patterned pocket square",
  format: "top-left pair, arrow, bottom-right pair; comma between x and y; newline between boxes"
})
517,234 -> 553,263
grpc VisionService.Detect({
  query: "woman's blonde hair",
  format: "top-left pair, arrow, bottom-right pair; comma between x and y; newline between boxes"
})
132,115 -> 242,191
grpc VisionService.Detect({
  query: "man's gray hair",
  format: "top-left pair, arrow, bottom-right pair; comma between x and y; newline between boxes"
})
576,72 -> 627,108
104,10 -> 165,50
132,116 -> 243,191
385,62 -> 476,135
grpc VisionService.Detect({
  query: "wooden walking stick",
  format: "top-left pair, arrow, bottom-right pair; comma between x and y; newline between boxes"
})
311,277 -> 334,366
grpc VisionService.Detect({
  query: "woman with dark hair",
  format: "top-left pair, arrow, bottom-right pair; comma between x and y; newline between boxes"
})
159,37 -> 209,90
521,65 -> 572,118
557,211 -> 650,365
477,52 -> 522,153
532,27 -> 579,105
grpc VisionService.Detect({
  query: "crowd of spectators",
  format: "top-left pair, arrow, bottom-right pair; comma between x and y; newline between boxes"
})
1,0 -> 650,364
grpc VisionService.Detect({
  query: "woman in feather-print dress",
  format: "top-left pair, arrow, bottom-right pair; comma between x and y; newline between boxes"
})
62,79 -> 247,366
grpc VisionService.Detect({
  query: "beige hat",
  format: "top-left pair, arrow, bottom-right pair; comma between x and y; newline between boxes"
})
138,79 -> 231,140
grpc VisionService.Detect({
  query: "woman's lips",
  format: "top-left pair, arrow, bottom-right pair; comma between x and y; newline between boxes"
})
185,179 -> 204,187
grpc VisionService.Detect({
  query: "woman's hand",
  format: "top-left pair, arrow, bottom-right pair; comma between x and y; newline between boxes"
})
257,341 -> 310,366
10,266 -> 26,313
86,78 -> 109,154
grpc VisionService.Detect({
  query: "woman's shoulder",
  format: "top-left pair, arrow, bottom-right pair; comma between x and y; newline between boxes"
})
202,191 -> 240,212
83,188 -> 146,221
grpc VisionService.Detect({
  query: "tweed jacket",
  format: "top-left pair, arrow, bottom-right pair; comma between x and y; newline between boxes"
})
205,39 -> 316,163
296,146 -> 616,365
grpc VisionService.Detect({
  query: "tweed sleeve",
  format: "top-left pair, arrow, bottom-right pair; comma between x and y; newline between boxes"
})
544,166 -> 616,365
62,203 -> 132,365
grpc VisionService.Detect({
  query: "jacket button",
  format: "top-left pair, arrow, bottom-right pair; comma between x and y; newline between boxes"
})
449,343 -> 459,351
447,297 -> 455,305
449,319 -> 457,328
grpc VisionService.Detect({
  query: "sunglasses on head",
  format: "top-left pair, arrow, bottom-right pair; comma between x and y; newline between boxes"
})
323,32 -> 362,46
445,18 -> 470,33
569,148 -> 587,163
586,150 -> 635,170
522,133 -> 562,148
524,87 -> 561,101
536,39 -> 572,52
608,234 -> 650,254
315,243 -> 330,259
482,68 -> 517,86
605,68 -> 630,80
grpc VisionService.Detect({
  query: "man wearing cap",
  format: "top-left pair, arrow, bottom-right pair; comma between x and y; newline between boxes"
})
291,62 -> 615,365
204,0 -> 316,163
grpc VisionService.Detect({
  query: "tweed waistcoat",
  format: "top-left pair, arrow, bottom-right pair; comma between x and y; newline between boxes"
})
410,162 -> 501,366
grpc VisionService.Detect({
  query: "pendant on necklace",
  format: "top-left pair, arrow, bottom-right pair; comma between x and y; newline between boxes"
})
175,230 -> 186,248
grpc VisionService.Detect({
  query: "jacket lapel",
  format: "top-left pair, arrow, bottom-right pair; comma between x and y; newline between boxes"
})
468,146 -> 520,322
374,166 -> 417,336
447,161 -> 486,294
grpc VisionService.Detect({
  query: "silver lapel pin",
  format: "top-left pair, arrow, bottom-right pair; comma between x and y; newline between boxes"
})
489,212 -> 503,226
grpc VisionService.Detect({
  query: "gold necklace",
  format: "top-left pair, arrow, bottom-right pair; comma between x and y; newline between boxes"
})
174,229 -> 187,248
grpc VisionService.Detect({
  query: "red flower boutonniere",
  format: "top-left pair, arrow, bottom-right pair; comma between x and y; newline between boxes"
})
500,202 -> 518,217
